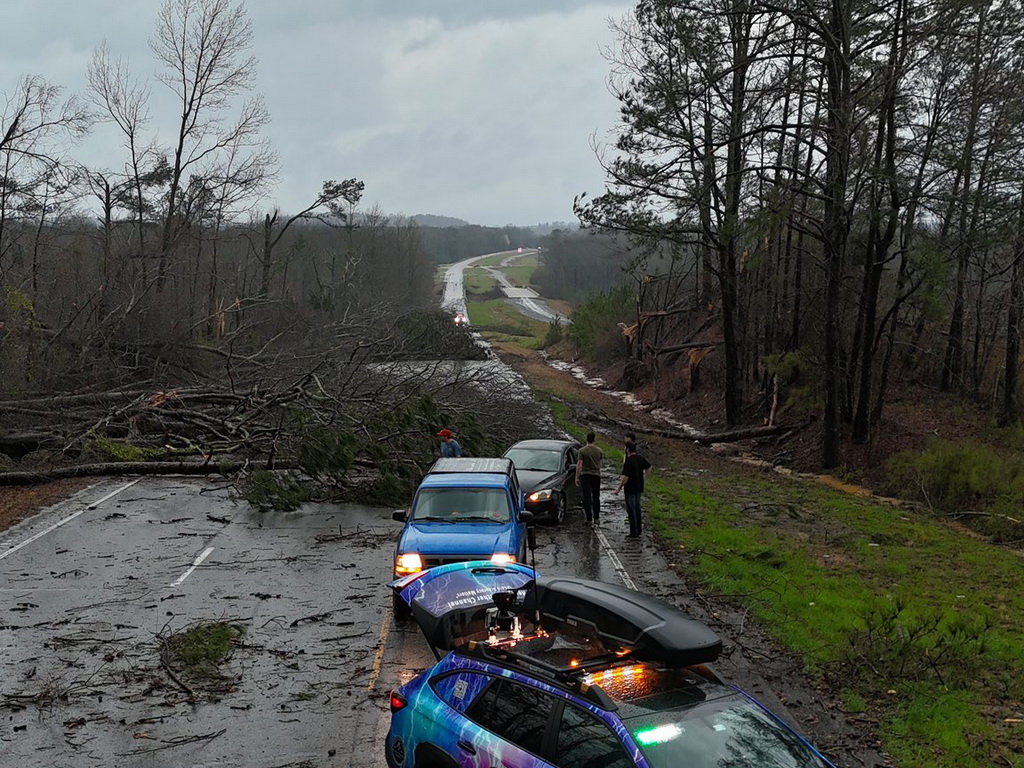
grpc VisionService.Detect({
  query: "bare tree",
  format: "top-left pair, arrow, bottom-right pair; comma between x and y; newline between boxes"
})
149,0 -> 272,293
87,42 -> 164,264
0,75 -> 91,280
259,179 -> 365,298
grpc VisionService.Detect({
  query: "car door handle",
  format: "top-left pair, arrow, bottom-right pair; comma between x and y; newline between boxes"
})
457,739 -> 477,755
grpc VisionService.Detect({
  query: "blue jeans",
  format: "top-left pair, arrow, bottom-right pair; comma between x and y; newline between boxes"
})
625,492 -> 643,537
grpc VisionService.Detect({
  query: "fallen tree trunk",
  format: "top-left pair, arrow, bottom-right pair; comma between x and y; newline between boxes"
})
594,412 -> 811,445
0,456 -> 384,486
690,423 -> 803,445
0,460 -> 292,486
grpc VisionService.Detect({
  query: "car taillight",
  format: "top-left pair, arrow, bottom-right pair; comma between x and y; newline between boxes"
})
390,690 -> 408,713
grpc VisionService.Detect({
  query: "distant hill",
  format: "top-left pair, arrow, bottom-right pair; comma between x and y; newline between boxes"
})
530,221 -> 579,235
400,215 -> 579,233
408,214 -> 472,228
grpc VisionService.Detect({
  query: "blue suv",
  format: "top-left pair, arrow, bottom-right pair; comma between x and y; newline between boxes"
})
391,458 -> 534,618
386,562 -> 838,768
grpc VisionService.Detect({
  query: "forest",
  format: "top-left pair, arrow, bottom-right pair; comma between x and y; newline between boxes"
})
0,0 -> 560,504
575,0 -> 1024,468
6,0 -> 1024,487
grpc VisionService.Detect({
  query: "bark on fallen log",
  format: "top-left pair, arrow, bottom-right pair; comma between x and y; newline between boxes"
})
595,412 -> 811,445
0,457 -> 381,486
0,460 -> 285,486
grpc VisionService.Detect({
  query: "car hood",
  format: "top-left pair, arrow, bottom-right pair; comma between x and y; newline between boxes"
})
515,468 -> 561,494
398,521 -> 518,556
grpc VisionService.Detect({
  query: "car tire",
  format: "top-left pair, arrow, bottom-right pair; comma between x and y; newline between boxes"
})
393,592 -> 411,623
551,493 -> 567,526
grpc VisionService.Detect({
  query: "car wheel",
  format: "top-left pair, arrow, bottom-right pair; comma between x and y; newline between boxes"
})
393,592 -> 411,623
551,493 -> 567,526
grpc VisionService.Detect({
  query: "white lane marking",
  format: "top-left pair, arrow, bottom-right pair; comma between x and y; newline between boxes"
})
367,612 -> 392,693
0,510 -> 87,561
86,477 -> 143,509
595,527 -> 637,590
0,478 -> 144,562
169,546 -> 215,587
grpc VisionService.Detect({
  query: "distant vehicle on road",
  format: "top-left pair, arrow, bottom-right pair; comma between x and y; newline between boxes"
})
386,562 -> 838,768
452,311 -> 469,326
502,438 -> 580,526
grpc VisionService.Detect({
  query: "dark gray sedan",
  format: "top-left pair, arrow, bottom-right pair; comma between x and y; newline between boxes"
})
502,438 -> 581,525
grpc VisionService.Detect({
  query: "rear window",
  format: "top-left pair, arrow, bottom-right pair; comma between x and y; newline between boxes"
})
504,447 -> 563,472
411,488 -> 512,522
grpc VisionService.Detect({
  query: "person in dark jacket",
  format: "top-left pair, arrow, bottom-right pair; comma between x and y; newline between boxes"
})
614,440 -> 651,538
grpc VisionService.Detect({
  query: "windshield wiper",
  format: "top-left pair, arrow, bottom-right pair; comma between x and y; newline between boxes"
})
414,515 -> 457,523
456,515 -> 505,522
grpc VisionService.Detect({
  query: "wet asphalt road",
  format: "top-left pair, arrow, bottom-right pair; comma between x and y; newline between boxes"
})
0,473 -> 679,768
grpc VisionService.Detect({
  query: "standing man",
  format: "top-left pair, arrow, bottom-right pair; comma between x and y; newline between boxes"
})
575,431 -> 603,525
437,428 -> 462,457
614,440 -> 651,538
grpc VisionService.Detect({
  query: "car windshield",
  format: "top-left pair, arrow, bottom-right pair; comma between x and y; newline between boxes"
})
624,696 -> 831,768
411,488 -> 512,523
504,447 -> 562,472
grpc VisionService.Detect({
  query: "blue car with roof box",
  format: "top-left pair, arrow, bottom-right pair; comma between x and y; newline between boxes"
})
391,457 -> 534,619
385,562 -> 839,768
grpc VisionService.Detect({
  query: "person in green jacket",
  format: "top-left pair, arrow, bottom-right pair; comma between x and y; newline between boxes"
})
575,431 -> 603,524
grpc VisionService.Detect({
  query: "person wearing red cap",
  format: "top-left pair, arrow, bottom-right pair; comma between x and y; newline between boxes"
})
437,428 -> 462,457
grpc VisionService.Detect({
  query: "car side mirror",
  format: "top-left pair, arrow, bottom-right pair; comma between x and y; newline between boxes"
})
392,509 -> 408,522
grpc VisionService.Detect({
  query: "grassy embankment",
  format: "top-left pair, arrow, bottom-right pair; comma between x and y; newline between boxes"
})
466,255 -> 1024,768
461,264 -> 549,349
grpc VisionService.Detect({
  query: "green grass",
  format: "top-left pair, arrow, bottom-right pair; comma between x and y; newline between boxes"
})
514,374 -> 1024,767
499,254 -> 540,288
164,621 -> 245,680
474,251 -> 520,267
640,465 -> 1024,767
463,267 -> 498,295
467,299 -> 548,348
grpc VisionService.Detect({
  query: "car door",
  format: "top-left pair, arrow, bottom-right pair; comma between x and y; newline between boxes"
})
562,446 -> 581,506
464,676 -> 558,768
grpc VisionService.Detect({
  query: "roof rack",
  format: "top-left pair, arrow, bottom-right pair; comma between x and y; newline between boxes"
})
428,457 -> 515,475
461,639 -> 618,710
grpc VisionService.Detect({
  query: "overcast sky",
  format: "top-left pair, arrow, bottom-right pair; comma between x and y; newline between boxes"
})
3,1 -> 635,228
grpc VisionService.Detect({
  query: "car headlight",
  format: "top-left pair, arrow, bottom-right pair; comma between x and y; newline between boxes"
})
490,553 -> 516,566
528,489 -> 554,503
395,553 -> 424,575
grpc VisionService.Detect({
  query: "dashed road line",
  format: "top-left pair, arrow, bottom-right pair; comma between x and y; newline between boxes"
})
0,478 -> 143,562
86,478 -> 143,508
169,545 -> 215,586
